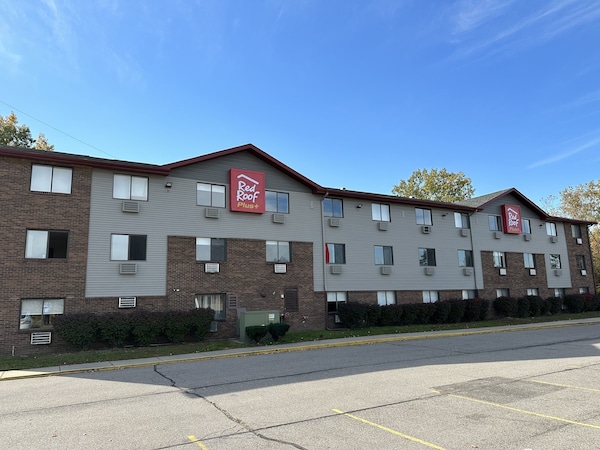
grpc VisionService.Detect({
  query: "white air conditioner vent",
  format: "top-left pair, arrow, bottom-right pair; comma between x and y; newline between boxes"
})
576,238 -> 583,245
119,297 -> 137,308
380,266 -> 391,275
334,314 -> 342,324
523,234 -> 532,241
499,268 -> 507,276
460,229 -> 469,237
329,217 -> 340,227
209,321 -> 218,332
272,213 -> 286,224
330,265 -> 342,274
205,207 -> 220,219
122,201 -> 140,213
494,231 -> 502,239
554,269 -> 562,276
421,225 -> 432,234
463,267 -> 473,276
31,332 -> 52,345
581,269 -> 587,276
119,263 -> 137,274
274,263 -> 287,274
378,221 -> 388,231
205,263 -> 220,273
550,236 -> 558,243
424,267 -> 435,276
529,269 -> 537,276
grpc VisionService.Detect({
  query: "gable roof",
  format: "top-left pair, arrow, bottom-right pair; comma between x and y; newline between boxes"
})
456,188 -> 549,218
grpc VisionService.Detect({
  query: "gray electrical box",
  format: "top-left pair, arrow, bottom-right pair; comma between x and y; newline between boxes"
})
239,310 -> 280,343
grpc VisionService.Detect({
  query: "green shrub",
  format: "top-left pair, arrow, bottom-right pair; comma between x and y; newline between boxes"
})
163,311 -> 191,343
446,300 -> 466,323
517,297 -> 530,318
527,296 -> 543,317
337,302 -> 367,329
246,325 -> 268,343
379,304 -> 403,326
401,303 -> 418,325
563,295 -> 585,313
364,304 -> 381,327
583,294 -> 600,312
53,314 -> 99,350
463,299 -> 488,322
131,312 -> 164,346
493,296 -> 518,317
268,322 -> 291,341
546,297 -> 562,315
98,313 -> 132,347
189,308 -> 215,340
414,303 -> 435,324
478,299 -> 490,320
431,301 -> 451,324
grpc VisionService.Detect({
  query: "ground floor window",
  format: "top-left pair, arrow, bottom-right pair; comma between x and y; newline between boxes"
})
377,291 -> 396,305
527,288 -> 539,296
327,291 -> 347,313
579,287 -> 590,294
195,293 -> 226,320
554,288 -> 565,298
422,291 -> 438,303
462,290 -> 477,299
20,299 -> 64,329
496,288 -> 510,298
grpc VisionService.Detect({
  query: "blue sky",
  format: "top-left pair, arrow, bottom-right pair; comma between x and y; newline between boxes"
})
1,0 -> 599,205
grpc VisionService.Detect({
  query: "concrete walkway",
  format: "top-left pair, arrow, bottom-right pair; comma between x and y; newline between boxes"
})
3,317 -> 600,381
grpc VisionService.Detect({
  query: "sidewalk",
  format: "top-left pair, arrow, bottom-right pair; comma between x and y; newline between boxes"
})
3,317 -> 600,381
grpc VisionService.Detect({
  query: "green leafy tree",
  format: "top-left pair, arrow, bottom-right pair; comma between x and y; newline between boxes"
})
392,168 -> 474,202
0,112 -> 54,151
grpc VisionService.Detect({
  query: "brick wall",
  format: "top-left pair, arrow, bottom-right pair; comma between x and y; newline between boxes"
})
565,224 -> 596,294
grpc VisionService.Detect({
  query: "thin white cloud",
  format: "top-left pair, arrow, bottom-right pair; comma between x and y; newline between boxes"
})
529,134 -> 600,168
452,0 -> 514,34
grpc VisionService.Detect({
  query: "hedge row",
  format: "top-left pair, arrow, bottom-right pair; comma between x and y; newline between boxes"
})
493,294 -> 600,318
53,309 -> 215,350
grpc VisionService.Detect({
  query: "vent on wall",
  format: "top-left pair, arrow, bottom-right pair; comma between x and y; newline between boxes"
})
274,263 -> 287,274
499,268 -> 507,276
576,238 -> 583,245
329,217 -> 340,227
524,234 -> 532,241
463,267 -> 473,276
424,267 -> 435,276
119,297 -> 137,308
421,225 -> 432,234
205,207 -> 220,219
460,229 -> 469,237
31,332 -> 52,345
554,269 -> 562,276
122,201 -> 140,213
380,266 -> 391,275
330,265 -> 342,274
581,269 -> 587,276
550,236 -> 558,243
119,263 -> 137,274
378,222 -> 388,231
272,214 -> 286,224
209,321 -> 218,332
529,269 -> 537,276
494,231 -> 502,239
227,294 -> 238,309
205,263 -> 220,273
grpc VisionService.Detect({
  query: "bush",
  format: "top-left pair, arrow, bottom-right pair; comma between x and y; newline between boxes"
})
246,325 -> 268,343
54,314 -> 99,350
131,312 -> 164,346
189,308 -> 215,340
517,297 -> 530,318
431,301 -> 451,324
563,295 -> 585,313
463,299 -> 488,322
401,303 -> 419,325
379,304 -> 403,326
268,322 -> 291,341
338,302 -> 367,329
583,294 -> 600,312
493,297 -> 518,317
527,296 -> 543,317
414,303 -> 435,324
446,300 -> 466,323
546,297 -> 562,315
163,311 -> 191,343
364,304 -> 381,327
98,313 -> 132,347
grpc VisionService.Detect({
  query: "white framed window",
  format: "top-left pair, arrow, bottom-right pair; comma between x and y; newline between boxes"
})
523,253 -> 535,269
377,291 -> 396,305
576,255 -> 586,270
20,298 -> 64,329
327,291 -> 347,313
25,230 -> 68,259
522,219 -> 531,234
416,208 -> 432,225
458,250 -> 473,267
372,203 -> 390,222
113,174 -> 148,201
197,182 -> 225,207
489,215 -> 502,231
374,245 -> 393,265
195,293 -> 226,320
110,234 -> 147,261
325,243 -> 346,264
419,248 -> 436,266
454,212 -> 470,229
549,254 -> 561,269
493,251 -> 506,268
496,288 -> 509,298
266,241 -> 291,262
554,288 -> 565,298
196,238 -> 226,261
579,287 -> 590,294
423,291 -> 438,303
462,290 -> 477,299
266,191 -> 289,213
31,165 -> 72,194
323,198 -> 343,218
546,222 -> 557,236
527,288 -> 539,296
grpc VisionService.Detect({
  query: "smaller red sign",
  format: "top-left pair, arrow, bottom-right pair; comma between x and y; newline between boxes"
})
502,204 -> 522,234
230,169 -> 265,213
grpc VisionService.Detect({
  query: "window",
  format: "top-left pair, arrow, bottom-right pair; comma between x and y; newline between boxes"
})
377,291 -> 396,305
496,288 -> 509,298
493,251 -> 506,268
20,299 -> 64,330
527,288 -> 539,296
554,288 -> 565,298
196,238 -> 226,261
576,255 -> 586,270
31,165 -> 72,194
522,219 -> 531,234
197,182 -> 225,207
266,241 -> 291,262
325,243 -> 346,264
372,203 -> 390,222
579,287 -> 590,294
458,250 -> 473,267
571,224 -> 582,239
323,198 -> 343,218
284,287 -> 299,312
419,248 -> 436,266
546,222 -> 557,236
462,290 -> 477,300
113,174 -> 148,201
111,234 -> 147,261
195,294 -> 225,320
489,215 -> 502,231
327,291 -> 347,313
25,230 -> 68,259
374,245 -> 393,265
523,253 -> 535,269
454,212 -> 470,229
423,291 -> 438,303
550,254 -> 561,269
416,208 -> 432,225
266,191 -> 289,213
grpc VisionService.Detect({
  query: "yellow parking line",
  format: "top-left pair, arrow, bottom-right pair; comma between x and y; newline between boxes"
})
432,390 -> 600,430
332,408 -> 446,450
188,435 -> 209,449
531,379 -> 600,394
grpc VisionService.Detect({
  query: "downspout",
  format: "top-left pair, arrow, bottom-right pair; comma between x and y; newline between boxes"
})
320,192 -> 329,293
469,212 -> 481,294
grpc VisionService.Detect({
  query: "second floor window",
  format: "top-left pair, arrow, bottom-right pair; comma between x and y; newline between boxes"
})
374,245 -> 393,265
546,222 -> 557,236
576,255 -> 586,270
419,248 -> 436,266
549,254 -> 561,269
522,219 -> 531,234
416,208 -> 432,225
323,198 -> 343,217
197,183 -> 225,207
523,253 -> 535,269
111,234 -> 147,261
458,250 -> 473,267
266,241 -> 291,262
196,238 -> 226,262
266,191 -> 289,213
25,230 -> 68,259
31,165 -> 72,194
489,215 -> 502,231
571,224 -> 582,239
325,243 -> 346,264
493,251 -> 506,268
454,212 -> 470,229
372,203 -> 390,221
113,174 -> 148,201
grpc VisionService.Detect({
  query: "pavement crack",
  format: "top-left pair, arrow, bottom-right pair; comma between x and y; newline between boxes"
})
153,365 -> 176,387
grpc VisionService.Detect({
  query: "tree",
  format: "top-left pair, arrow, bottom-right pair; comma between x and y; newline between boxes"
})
0,112 -> 54,151
392,168 -> 475,203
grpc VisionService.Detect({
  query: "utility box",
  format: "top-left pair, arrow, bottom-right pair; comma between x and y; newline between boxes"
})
239,310 -> 280,343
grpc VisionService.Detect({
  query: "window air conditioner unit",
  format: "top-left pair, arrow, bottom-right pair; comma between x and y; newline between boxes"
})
205,207 -> 220,219
31,332 -> 52,345
272,213 -> 286,224
274,263 -> 287,274
205,263 -> 220,273
550,236 -> 558,243
334,314 -> 342,324
329,217 -> 340,227
523,234 -> 531,241
554,269 -> 562,276
119,263 -> 137,274
463,267 -> 473,276
119,297 -> 137,308
499,268 -> 507,276
424,267 -> 435,275
380,266 -> 391,275
494,231 -> 502,239
529,269 -> 537,276
122,201 -> 140,213
421,225 -> 432,234
330,265 -> 342,274
378,221 -> 388,231
460,229 -> 469,237
576,238 -> 583,245
209,321 -> 218,332
581,269 -> 587,276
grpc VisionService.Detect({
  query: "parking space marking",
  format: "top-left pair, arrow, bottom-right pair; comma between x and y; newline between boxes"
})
432,390 -> 600,430
188,435 -> 209,449
531,379 -> 600,394
332,408 -> 446,449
